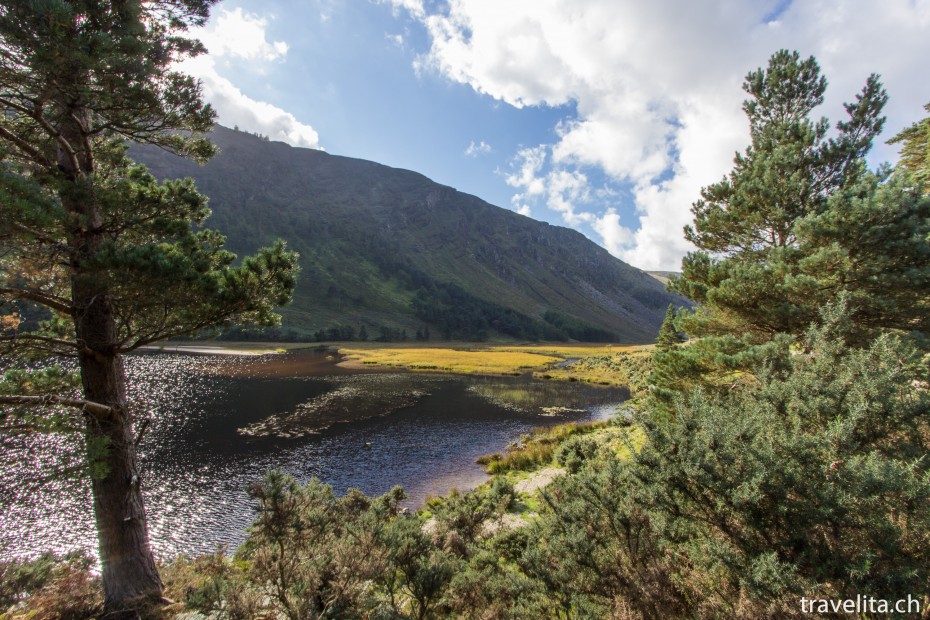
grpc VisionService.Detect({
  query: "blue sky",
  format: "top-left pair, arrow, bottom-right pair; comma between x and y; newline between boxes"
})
179,0 -> 930,270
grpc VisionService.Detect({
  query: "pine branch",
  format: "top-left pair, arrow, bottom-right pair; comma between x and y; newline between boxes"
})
10,96 -> 84,178
0,394 -> 113,417
0,124 -> 54,169
0,333 -> 77,353
0,286 -> 75,315
7,221 -> 62,247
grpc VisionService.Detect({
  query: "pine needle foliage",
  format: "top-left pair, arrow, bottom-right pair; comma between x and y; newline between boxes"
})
0,1 -> 299,612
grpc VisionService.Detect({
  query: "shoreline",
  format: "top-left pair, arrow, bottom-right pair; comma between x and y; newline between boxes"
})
140,340 -> 651,388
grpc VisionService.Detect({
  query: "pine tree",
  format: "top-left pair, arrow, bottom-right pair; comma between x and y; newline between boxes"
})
889,101 -> 930,187
670,50 -> 930,343
655,304 -> 683,349
0,1 -> 298,614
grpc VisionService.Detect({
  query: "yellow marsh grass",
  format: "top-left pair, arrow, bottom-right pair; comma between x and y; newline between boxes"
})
339,343 -> 650,376
534,348 -> 653,387
339,347 -> 562,375
488,344 -> 645,357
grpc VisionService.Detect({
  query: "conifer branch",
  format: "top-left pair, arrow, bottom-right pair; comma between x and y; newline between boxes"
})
0,286 -> 75,315
0,394 -> 113,417
0,124 -> 54,169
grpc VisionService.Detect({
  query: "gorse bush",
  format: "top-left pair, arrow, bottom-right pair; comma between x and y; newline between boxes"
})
162,471 -> 524,619
531,302 -> 930,618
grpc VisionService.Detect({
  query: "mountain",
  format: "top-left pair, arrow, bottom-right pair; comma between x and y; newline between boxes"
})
131,126 -> 681,343
646,271 -> 680,285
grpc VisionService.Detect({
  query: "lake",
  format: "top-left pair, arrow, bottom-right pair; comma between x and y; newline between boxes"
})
0,350 -> 627,561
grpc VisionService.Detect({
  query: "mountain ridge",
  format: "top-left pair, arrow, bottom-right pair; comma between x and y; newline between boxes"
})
131,126 -> 682,342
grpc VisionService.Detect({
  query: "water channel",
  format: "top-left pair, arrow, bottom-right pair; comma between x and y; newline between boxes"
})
0,350 -> 627,561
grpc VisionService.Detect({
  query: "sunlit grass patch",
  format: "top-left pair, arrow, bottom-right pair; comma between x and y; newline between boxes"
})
535,348 -> 654,392
338,343 -> 652,378
338,346 -> 562,375
604,424 -> 648,460
478,419 -> 649,477
488,343 -> 646,358
151,340 -> 314,355
477,421 -> 608,474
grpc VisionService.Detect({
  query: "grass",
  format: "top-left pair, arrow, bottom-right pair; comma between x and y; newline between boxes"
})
477,420 -> 648,475
338,346 -> 563,375
488,343 -> 643,357
477,421 -> 608,474
338,342 -> 649,377
534,348 -> 655,392
604,423 -> 648,460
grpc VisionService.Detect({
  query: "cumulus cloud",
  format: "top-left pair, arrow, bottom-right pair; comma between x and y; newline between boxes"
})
178,8 -> 321,149
198,7 -> 289,61
593,208 -> 635,257
506,147 -> 596,225
383,0 -> 426,19
505,146 -> 547,197
464,140 -> 492,156
392,0 -> 930,269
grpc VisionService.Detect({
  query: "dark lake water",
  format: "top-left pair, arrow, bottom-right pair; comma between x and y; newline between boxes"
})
0,350 -> 627,561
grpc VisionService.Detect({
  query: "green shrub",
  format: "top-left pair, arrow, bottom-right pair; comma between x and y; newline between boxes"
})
529,304 -> 930,617
478,421 -> 606,474
0,552 -> 101,620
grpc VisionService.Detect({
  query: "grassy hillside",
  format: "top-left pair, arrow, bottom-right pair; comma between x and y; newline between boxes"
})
132,126 -> 682,342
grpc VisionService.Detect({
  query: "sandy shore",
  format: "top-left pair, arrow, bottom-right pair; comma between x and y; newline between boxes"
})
139,344 -> 282,356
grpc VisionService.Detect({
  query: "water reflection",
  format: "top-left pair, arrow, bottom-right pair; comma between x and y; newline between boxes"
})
1,350 -> 625,561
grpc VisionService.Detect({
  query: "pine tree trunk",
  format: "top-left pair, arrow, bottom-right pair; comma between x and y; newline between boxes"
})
60,109 -> 163,615
80,350 -> 163,615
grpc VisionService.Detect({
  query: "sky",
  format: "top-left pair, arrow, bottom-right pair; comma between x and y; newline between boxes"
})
176,0 -> 930,271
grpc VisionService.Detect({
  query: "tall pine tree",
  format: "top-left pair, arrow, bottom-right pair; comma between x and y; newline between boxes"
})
889,101 -> 930,187
653,51 -> 930,408
0,1 -> 298,614
670,50 -> 930,344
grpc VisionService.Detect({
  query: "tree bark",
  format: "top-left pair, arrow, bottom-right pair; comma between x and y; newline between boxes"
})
60,107 -> 163,615
78,330 -> 163,614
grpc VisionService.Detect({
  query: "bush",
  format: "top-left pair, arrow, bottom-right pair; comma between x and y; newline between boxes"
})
554,434 -> 601,473
477,422 -> 606,474
529,303 -> 930,617
0,552 -> 102,620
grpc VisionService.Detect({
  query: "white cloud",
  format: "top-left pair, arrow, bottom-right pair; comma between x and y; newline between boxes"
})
386,0 -> 426,19
198,7 -> 289,62
593,208 -> 635,257
506,147 -> 596,226
395,0 -> 930,269
545,168 -> 593,225
178,9 -> 322,149
505,146 -> 547,197
464,139 -> 492,156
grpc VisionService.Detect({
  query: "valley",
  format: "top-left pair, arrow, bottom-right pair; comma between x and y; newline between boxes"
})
131,126 -> 683,343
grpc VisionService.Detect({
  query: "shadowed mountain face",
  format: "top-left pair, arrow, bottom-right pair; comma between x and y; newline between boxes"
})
131,126 -> 680,342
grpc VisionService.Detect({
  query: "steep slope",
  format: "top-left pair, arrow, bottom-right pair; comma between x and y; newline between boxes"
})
131,126 -> 679,342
